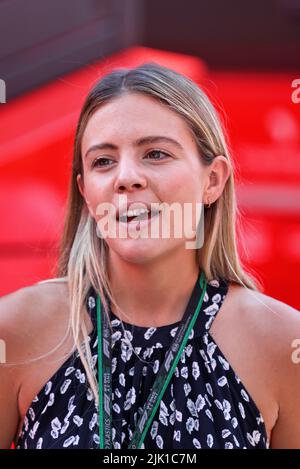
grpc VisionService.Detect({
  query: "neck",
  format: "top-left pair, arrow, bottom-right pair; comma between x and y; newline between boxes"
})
107,248 -> 200,327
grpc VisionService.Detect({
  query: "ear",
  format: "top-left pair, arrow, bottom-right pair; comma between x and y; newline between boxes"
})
203,155 -> 231,204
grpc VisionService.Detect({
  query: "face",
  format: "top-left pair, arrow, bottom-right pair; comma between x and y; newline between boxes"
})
78,92 -> 219,265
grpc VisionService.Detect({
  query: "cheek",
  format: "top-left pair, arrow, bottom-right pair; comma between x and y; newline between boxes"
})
82,176 -> 110,217
158,169 -> 204,235
161,174 -> 203,204
160,161 -> 204,198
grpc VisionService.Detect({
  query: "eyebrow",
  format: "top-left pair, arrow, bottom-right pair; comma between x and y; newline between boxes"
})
84,136 -> 184,158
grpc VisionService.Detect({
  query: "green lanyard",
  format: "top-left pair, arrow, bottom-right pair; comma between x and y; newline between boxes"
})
97,271 -> 207,449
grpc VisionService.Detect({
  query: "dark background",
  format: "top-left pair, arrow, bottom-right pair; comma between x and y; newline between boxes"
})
1,0 -> 299,100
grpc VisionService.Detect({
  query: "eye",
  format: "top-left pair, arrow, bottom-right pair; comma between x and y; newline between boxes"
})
92,157 -> 115,168
91,150 -> 170,168
144,150 -> 170,161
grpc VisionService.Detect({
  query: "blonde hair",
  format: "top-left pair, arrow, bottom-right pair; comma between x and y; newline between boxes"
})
56,62 -> 261,405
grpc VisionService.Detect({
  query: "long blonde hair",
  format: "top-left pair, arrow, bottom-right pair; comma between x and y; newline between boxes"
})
56,62 -> 261,405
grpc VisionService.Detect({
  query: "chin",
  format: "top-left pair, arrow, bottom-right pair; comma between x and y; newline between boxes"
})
107,237 -> 168,265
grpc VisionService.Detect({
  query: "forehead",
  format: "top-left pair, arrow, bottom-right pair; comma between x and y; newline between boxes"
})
81,92 -> 196,150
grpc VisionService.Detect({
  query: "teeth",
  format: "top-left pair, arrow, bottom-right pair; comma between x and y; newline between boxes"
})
118,206 -> 161,223
124,208 -> 149,217
120,208 -> 149,219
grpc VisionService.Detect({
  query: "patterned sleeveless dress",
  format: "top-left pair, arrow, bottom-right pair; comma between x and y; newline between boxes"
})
16,274 -> 269,449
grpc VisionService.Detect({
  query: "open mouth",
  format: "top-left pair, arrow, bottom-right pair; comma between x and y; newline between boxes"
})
118,208 -> 161,224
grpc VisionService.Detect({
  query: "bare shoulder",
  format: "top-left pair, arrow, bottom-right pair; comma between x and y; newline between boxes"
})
0,279 -> 70,448
227,283 -> 300,448
229,283 -> 300,355
0,279 -> 70,364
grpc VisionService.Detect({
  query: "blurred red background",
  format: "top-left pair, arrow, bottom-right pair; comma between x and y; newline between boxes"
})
0,46 -> 299,309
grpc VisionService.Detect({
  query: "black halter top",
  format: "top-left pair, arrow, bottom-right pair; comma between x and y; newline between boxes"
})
16,274 -> 269,449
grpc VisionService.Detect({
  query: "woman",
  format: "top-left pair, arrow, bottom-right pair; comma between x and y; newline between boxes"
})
1,63 -> 299,449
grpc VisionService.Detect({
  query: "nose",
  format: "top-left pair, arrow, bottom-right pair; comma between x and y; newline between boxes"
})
114,161 -> 147,193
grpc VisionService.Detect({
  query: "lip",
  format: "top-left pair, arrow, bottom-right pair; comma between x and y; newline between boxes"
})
117,209 -> 161,230
116,201 -> 162,221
